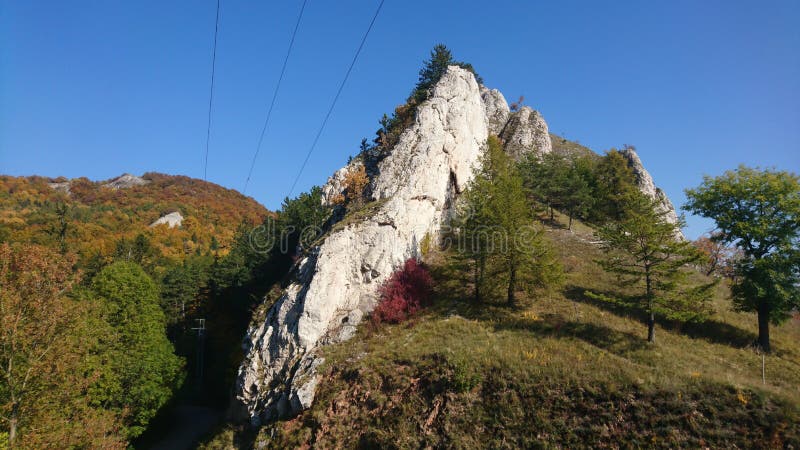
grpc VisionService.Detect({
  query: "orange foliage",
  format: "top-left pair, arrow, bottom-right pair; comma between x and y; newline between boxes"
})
0,173 -> 270,266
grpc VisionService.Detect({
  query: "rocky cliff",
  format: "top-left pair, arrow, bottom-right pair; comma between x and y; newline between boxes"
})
231,66 -> 683,424
231,67 -> 489,424
620,148 -> 683,237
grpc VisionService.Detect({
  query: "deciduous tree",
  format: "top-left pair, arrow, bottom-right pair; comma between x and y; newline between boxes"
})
684,166 -> 800,352
90,262 -> 184,438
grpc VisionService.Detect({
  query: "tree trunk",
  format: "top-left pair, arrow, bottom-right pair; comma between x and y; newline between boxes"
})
568,214 -> 573,231
646,272 -> 655,343
507,261 -> 517,306
549,206 -> 554,222
757,302 -> 771,353
9,402 -> 18,449
474,256 -> 485,303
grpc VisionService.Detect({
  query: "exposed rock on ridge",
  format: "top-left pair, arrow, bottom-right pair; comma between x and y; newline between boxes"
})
499,106 -> 552,160
480,86 -> 510,136
620,148 -> 683,237
231,66 -> 490,425
232,65 -> 685,426
103,173 -> 149,189
150,211 -> 183,228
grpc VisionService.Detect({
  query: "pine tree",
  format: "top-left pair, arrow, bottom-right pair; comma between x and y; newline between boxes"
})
594,192 -> 715,343
593,149 -> 638,222
457,136 -> 560,305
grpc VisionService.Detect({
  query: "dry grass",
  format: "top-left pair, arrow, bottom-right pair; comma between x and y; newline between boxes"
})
202,213 -> 800,449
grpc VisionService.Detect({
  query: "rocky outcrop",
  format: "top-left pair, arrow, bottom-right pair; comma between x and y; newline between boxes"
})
231,66 -> 488,425
321,161 -> 365,207
232,64 -> 684,426
619,148 -> 683,237
499,106 -> 552,160
48,181 -> 71,195
480,86 -> 510,136
103,173 -> 149,189
150,211 -> 183,228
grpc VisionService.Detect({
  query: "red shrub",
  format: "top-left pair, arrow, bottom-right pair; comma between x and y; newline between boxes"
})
372,258 -> 433,325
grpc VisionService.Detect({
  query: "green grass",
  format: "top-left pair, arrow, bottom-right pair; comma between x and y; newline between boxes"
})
201,214 -> 800,449
549,133 -> 600,160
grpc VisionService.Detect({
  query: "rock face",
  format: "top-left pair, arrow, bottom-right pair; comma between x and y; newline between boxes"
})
232,65 -> 683,425
619,148 -> 683,237
103,173 -> 149,189
499,106 -> 552,160
480,86 -> 510,136
150,211 -> 184,228
231,66 -> 489,425
320,162 -> 364,207
48,181 -> 71,195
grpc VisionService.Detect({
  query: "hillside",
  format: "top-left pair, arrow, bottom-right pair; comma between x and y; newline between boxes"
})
203,212 -> 800,449
0,172 -> 269,266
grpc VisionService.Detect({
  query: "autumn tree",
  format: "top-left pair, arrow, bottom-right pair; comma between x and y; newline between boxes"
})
594,192 -> 715,343
0,243 -> 124,449
331,165 -> 369,209
685,166 -> 800,352
693,232 -> 738,277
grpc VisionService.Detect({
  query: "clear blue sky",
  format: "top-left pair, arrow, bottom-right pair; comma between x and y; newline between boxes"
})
2,0 -> 798,239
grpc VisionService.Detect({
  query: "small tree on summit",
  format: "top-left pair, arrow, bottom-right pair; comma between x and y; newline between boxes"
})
412,44 -> 482,103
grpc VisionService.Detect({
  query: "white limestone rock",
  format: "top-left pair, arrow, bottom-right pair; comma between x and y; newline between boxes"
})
619,148 -> 683,238
321,160 -> 366,207
103,173 -> 149,189
499,106 -> 553,160
480,86 -> 510,136
48,181 -> 72,195
231,66 -> 489,424
150,211 -> 184,228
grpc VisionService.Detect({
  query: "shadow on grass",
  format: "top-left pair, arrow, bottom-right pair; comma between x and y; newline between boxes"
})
564,284 -> 758,349
490,312 -> 649,355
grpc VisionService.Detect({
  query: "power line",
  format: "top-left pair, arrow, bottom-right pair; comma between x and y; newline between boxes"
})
203,0 -> 221,181
287,0 -> 385,198
243,0 -> 308,194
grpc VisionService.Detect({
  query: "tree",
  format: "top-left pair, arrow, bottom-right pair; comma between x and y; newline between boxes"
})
114,233 -> 160,272
684,166 -> 800,352
561,157 -> 596,230
413,44 -> 482,103
593,149 -> 638,222
594,192 -> 715,343
519,152 -> 570,221
457,136 -> 561,305
693,232 -> 738,277
519,153 -> 595,228
91,262 -> 184,438
277,186 -> 332,255
0,243 -> 124,448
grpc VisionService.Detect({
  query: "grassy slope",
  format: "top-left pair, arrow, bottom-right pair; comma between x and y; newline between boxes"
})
549,133 -> 600,160
202,213 -> 800,449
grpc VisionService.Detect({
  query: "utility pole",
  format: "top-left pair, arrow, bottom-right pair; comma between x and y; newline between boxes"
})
191,318 -> 206,387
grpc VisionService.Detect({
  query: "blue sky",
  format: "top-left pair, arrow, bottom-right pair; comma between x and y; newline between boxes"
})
1,0 -> 798,239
